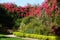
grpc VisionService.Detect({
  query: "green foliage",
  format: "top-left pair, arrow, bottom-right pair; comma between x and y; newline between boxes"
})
56,14 -> 60,24
0,5 -> 20,33
0,0 -> 60,36
18,16 -> 52,35
13,32 -> 60,40
13,18 -> 22,30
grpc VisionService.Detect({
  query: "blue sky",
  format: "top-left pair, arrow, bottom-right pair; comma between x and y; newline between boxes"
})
0,0 -> 44,6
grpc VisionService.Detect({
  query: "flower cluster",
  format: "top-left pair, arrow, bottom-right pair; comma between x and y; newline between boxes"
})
0,3 -> 43,17
0,0 -> 58,18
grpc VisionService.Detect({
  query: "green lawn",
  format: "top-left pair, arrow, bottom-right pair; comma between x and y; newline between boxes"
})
0,34 -> 24,40
0,37 -> 24,40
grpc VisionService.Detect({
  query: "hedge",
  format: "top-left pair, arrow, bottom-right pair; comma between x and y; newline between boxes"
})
13,32 -> 60,40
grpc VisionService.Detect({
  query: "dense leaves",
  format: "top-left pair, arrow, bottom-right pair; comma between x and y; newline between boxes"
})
0,0 -> 60,36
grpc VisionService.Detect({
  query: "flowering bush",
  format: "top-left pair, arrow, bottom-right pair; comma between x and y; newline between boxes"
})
0,0 -> 60,36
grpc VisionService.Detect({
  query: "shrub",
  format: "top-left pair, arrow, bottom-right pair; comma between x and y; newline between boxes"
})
13,32 -> 59,40
18,16 -> 51,35
0,0 -> 60,36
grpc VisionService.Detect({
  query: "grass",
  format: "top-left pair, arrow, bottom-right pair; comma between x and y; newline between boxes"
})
0,34 -> 24,40
0,37 -> 24,40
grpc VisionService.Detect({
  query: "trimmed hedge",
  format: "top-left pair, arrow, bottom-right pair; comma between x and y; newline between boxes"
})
13,32 -> 59,40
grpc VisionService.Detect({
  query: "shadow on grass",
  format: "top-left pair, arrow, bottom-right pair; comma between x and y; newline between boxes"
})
0,36 -> 10,38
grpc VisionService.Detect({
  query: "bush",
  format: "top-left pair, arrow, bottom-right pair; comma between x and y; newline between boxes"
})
13,32 -> 60,40
0,0 -> 60,36
18,16 -> 52,36
0,5 -> 16,34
